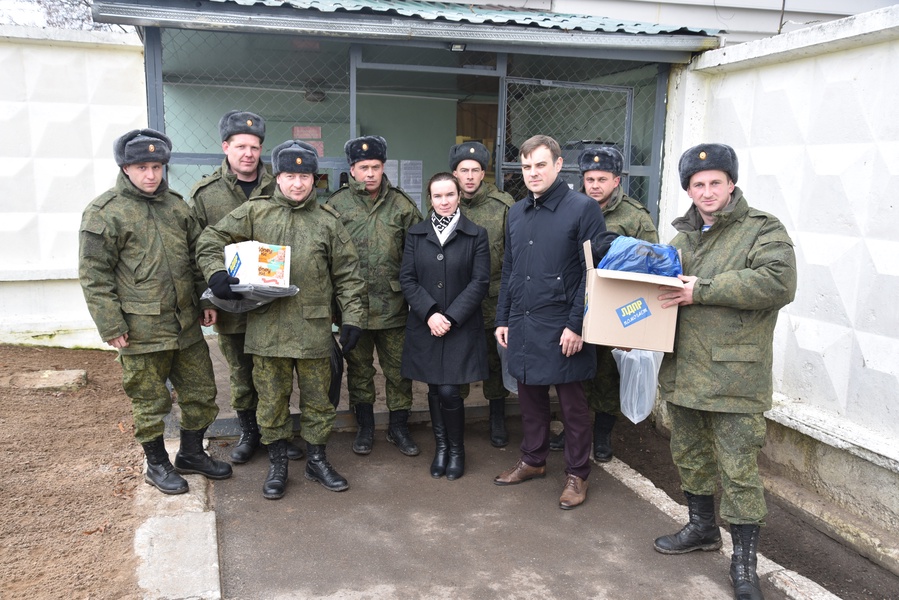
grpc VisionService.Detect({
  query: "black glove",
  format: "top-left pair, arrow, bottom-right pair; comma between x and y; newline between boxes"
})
338,324 -> 362,354
208,270 -> 243,300
591,231 -> 620,263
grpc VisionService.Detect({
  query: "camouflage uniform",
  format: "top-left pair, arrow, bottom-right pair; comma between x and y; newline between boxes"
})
660,188 -> 796,524
188,158 -> 275,412
196,187 -> 364,445
326,176 -> 423,411
458,182 -> 515,402
79,172 -> 219,443
584,185 -> 659,415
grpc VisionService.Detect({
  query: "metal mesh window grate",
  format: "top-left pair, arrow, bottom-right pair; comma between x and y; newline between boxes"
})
500,55 -> 661,210
152,28 -> 664,216
160,28 -> 353,197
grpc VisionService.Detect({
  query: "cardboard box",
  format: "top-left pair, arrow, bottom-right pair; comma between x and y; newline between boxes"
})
582,240 -> 682,352
224,241 -> 291,288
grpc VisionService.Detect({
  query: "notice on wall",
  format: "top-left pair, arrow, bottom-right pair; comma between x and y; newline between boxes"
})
401,160 -> 423,206
384,160 -> 399,188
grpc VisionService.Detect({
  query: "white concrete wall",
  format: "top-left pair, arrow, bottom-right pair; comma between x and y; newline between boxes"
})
661,6 -> 899,455
0,25 -> 146,348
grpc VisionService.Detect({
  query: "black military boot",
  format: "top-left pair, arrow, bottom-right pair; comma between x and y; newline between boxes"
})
285,440 -> 305,461
730,524 -> 764,600
305,443 -> 349,492
386,409 -> 420,456
549,428 -> 565,451
442,399 -> 466,481
262,439 -> 289,500
653,491 -> 722,554
231,410 -> 261,464
488,398 -> 508,447
352,403 -> 375,455
141,437 -> 188,495
428,392 -> 448,478
592,412 -> 617,463
174,427 -> 233,480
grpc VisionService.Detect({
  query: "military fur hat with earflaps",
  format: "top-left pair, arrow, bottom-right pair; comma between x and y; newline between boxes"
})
271,140 -> 319,175
113,129 -> 172,167
219,110 -> 266,142
578,146 -> 624,176
449,141 -> 490,171
678,143 -> 738,190
344,135 -> 387,165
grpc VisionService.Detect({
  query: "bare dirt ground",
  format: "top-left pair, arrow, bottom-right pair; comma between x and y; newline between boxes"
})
0,344 -> 143,600
0,343 -> 896,599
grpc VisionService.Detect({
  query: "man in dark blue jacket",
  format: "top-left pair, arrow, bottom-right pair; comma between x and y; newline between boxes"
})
493,134 -> 614,510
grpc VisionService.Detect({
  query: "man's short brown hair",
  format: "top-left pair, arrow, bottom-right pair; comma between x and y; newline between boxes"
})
519,135 -> 562,162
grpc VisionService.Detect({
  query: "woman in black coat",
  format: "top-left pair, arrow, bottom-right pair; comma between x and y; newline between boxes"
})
400,173 -> 490,480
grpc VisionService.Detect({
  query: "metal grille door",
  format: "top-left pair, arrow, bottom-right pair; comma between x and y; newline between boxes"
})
499,77 -> 634,199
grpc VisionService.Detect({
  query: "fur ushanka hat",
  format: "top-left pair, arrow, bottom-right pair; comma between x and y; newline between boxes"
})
449,141 -> 490,171
578,146 -> 623,176
219,110 -> 266,142
344,135 -> 387,165
113,129 -> 172,167
678,143 -> 738,190
271,140 -> 319,175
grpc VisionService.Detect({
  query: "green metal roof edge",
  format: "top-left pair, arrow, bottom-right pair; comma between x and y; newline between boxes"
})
209,0 -> 720,36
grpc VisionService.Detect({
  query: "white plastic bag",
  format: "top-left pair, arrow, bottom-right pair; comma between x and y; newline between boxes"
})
612,348 -> 664,424
496,341 -> 518,395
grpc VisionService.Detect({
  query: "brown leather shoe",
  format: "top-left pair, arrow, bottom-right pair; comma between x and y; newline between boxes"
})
559,474 -> 588,509
493,459 -> 546,486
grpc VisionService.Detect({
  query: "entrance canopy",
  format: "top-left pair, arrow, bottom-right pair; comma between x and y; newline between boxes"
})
93,0 -> 720,62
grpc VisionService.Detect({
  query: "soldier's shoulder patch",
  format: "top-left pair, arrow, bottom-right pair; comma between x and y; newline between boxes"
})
489,190 -> 516,208
89,190 -> 118,210
748,209 -> 793,246
622,194 -> 650,213
390,187 -> 420,211
188,170 -> 223,198
320,203 -> 341,219
327,187 -> 350,203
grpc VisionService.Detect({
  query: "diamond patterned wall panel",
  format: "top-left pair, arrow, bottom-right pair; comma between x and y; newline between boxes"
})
666,38 -> 899,439
0,32 -> 146,281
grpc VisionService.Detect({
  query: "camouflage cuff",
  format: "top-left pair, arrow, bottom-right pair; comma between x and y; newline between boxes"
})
693,278 -> 713,304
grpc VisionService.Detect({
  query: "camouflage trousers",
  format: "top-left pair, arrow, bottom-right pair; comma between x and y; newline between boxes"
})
667,402 -> 768,525
460,328 -> 510,402
217,332 -> 258,412
344,326 -> 412,411
120,339 -> 219,443
253,355 -> 335,446
583,346 -> 620,416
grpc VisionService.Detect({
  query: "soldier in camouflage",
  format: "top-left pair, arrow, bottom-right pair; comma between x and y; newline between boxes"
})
550,146 -> 659,462
326,136 -> 424,457
450,141 -> 515,447
188,110 -> 304,464
79,129 -> 232,496
653,143 -> 797,600
197,140 -> 365,500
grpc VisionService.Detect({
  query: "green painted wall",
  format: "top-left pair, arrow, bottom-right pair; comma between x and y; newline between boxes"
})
357,93 -> 458,212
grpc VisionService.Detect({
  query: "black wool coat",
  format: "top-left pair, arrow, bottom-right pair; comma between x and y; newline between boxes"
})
400,213 -> 490,385
496,177 -> 613,385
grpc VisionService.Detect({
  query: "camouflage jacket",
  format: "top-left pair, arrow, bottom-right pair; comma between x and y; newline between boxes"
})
460,182 -> 515,328
602,186 -> 659,244
196,188 -> 364,360
326,176 -> 422,329
78,172 -> 207,355
188,158 -> 275,335
659,189 -> 797,413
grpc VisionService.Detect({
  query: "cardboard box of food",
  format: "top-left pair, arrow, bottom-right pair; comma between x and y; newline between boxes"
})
582,240 -> 683,352
224,241 -> 291,288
